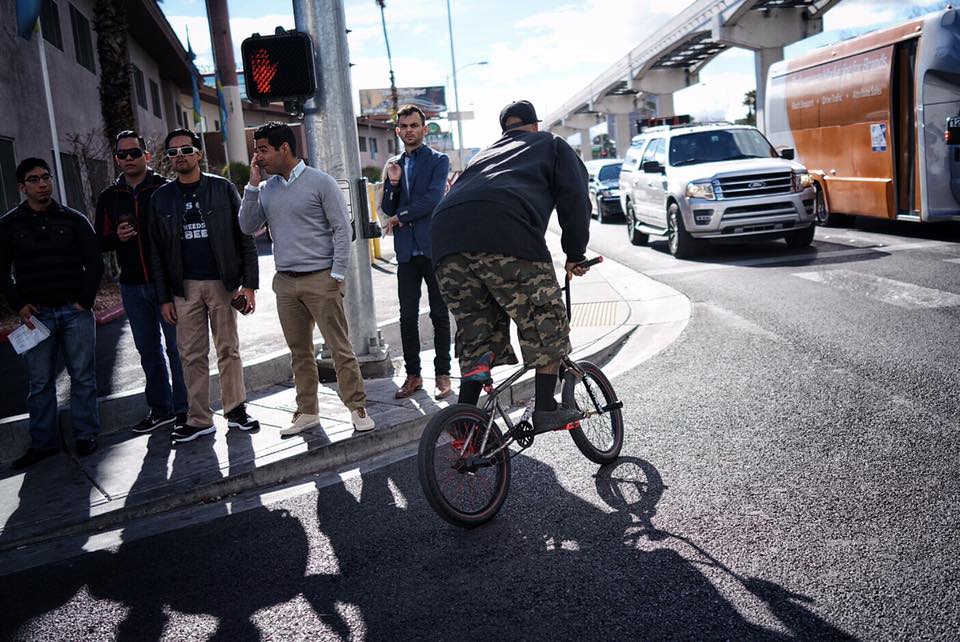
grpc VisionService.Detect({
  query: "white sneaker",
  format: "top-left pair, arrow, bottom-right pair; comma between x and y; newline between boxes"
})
280,412 -> 320,436
351,408 -> 375,432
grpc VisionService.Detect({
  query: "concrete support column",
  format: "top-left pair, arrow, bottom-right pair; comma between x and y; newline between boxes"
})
613,113 -> 633,158
656,93 -> 675,118
579,129 -> 593,160
754,46 -> 783,133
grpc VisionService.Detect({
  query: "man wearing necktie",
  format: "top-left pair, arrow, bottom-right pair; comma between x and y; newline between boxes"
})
381,104 -> 453,400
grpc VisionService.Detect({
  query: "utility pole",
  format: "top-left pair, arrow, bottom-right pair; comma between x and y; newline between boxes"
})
292,0 -> 387,369
376,0 -> 400,151
206,0 -> 248,166
445,0 -> 464,170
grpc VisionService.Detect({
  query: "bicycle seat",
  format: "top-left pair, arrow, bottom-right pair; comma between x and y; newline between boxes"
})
462,351 -> 496,383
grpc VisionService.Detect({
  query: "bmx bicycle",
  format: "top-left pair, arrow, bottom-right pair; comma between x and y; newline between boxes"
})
417,256 -> 624,528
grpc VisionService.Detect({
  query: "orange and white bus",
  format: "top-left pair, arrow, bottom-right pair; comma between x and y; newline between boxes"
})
765,7 -> 960,225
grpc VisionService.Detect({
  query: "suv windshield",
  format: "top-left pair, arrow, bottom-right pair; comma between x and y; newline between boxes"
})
597,164 -> 622,181
669,129 -> 777,167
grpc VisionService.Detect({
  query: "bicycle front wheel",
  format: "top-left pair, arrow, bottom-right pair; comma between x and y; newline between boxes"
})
417,404 -> 511,528
562,361 -> 624,465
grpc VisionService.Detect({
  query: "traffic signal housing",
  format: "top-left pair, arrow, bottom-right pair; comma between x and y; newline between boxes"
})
241,31 -> 317,102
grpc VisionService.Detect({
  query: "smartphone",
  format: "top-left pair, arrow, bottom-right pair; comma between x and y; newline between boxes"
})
118,213 -> 137,232
231,293 -> 250,315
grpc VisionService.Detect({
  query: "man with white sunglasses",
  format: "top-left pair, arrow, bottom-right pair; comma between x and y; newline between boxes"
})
148,128 -> 260,444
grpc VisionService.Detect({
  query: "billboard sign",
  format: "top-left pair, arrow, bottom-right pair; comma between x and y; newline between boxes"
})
360,86 -> 447,119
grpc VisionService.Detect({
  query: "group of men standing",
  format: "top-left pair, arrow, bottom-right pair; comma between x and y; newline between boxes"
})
2,97 -> 592,470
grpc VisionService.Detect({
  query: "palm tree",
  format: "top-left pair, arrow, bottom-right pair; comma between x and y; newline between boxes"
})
93,0 -> 135,144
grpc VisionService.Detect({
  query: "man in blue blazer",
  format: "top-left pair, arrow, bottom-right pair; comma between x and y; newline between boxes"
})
381,104 -> 453,400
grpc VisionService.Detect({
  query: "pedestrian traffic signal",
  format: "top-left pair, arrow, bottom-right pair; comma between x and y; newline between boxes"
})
241,31 -> 317,102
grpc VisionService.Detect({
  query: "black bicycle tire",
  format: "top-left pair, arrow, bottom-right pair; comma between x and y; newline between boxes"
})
417,404 -> 511,528
562,361 -> 624,465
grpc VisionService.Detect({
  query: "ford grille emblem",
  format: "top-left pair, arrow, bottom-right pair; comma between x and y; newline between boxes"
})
748,180 -> 766,188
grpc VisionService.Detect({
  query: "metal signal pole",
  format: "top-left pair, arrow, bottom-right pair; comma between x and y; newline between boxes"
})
292,0 -> 386,366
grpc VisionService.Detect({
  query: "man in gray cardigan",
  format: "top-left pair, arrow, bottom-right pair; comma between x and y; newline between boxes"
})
239,122 -> 374,434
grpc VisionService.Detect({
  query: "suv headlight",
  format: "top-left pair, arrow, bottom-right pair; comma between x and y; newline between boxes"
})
793,172 -> 814,191
685,181 -> 715,200
600,188 -> 619,198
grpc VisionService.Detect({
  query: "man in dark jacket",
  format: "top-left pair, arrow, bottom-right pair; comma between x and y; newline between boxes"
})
0,158 -> 104,468
95,130 -> 187,434
431,100 -> 593,433
148,128 -> 260,444
380,104 -> 453,401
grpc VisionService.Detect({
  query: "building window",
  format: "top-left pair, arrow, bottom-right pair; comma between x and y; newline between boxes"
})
40,1 -> 63,50
358,136 -> 367,152
387,138 -> 395,154
214,120 -> 220,131
176,107 -> 183,127
370,138 -> 378,159
69,4 -> 95,73
132,65 -> 147,109
0,138 -> 18,213
149,79 -> 162,118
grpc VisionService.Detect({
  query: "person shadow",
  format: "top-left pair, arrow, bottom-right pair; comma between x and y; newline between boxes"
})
0,451 -> 858,640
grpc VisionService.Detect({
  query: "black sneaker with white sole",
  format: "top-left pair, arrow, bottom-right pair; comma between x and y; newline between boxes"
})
170,424 -> 216,444
225,404 -> 260,431
130,413 -> 177,434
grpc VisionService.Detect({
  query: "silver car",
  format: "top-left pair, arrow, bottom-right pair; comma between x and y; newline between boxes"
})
619,124 -> 817,258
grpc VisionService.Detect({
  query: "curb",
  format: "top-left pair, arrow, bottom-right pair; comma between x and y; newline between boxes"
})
0,327 -> 633,553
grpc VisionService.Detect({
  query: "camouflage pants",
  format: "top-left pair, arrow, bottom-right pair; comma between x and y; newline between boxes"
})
435,252 -> 571,372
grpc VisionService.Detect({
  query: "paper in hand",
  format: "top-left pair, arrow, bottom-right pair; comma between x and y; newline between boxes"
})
8,316 -> 50,355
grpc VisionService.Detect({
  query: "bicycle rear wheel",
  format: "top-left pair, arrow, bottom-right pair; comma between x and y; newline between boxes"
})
417,404 -> 511,528
562,361 -> 624,465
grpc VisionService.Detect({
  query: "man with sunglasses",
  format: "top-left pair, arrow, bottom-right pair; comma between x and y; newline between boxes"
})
94,130 -> 187,435
0,158 -> 104,468
148,129 -> 260,444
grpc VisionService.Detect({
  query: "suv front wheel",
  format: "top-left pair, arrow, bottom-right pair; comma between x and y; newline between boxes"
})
625,201 -> 648,246
667,203 -> 698,259
784,224 -> 816,248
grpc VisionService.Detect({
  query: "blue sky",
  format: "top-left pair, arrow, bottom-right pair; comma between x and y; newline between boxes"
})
160,0 -> 950,148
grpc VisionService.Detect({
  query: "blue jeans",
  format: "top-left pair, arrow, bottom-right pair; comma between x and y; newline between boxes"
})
21,306 -> 100,449
121,283 -> 188,417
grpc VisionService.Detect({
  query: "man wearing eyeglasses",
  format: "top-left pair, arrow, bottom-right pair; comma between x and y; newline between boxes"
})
148,129 -> 260,444
94,130 -> 187,435
0,158 -> 104,469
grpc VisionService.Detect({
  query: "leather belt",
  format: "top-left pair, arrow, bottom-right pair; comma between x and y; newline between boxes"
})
278,269 -> 324,278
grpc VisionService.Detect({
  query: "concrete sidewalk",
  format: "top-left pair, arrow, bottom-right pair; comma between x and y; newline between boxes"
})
0,233 -> 691,558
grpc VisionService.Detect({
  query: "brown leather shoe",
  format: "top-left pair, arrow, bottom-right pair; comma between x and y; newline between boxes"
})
395,375 -> 423,399
435,375 -> 454,400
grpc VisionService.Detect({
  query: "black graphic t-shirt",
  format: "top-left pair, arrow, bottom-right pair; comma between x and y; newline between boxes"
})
178,180 -> 220,280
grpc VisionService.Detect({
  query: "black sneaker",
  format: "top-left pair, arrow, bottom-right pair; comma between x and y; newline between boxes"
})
174,413 -> 188,428
76,438 -> 98,456
130,413 -> 177,434
12,447 -> 59,470
225,404 -> 260,431
532,403 -> 584,434
171,424 -> 216,444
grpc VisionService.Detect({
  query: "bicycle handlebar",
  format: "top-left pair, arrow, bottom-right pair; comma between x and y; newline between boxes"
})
564,256 -> 602,319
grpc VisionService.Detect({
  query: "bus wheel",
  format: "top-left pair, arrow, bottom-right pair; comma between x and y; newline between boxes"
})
814,186 -> 851,227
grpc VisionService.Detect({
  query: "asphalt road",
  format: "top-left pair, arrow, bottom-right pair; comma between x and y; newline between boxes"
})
3,216 -> 959,640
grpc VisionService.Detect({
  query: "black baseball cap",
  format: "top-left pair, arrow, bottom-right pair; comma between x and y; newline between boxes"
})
499,100 -> 541,132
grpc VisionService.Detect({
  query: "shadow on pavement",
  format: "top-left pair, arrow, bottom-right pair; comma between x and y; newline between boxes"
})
0,452 -> 856,640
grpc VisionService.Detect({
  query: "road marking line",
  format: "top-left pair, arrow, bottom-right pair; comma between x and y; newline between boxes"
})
793,269 -> 960,309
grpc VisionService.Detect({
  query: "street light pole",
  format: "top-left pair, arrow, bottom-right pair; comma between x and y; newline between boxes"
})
293,0 -> 383,364
444,0 -> 465,170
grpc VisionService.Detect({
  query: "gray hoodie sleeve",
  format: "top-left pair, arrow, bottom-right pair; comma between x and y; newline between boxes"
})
320,173 -> 353,278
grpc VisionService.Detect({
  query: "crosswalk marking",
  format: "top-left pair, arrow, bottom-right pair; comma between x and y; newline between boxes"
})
793,269 -> 960,309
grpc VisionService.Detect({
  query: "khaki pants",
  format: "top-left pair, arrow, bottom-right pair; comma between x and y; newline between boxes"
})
174,280 -> 246,427
273,270 -> 366,414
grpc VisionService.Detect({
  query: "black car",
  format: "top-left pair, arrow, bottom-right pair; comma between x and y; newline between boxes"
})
585,159 -> 623,223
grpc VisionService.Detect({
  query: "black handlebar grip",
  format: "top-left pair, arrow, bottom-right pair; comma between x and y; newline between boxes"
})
578,256 -> 604,269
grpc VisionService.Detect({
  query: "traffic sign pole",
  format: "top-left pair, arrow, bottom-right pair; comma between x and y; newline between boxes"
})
291,0 -> 386,364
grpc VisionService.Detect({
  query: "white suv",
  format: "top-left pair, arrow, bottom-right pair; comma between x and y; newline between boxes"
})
618,124 -> 817,258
